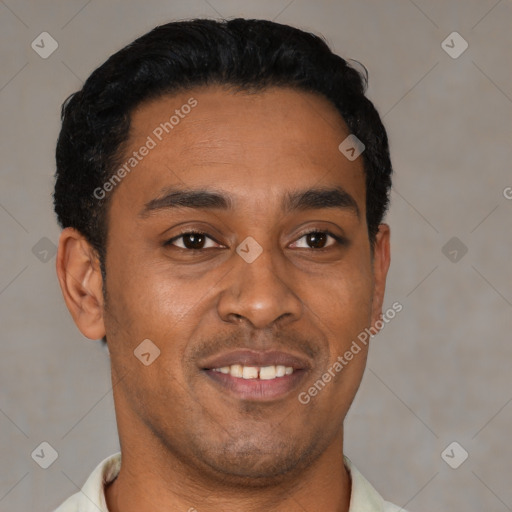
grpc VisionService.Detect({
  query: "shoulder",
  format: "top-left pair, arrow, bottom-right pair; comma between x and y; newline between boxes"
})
344,455 -> 409,512
53,493 -> 80,512
383,501 -> 409,512
51,452 -> 121,512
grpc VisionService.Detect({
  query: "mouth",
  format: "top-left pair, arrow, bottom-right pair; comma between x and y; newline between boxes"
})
200,350 -> 311,402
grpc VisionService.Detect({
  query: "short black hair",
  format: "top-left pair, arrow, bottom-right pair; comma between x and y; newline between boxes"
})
53,18 -> 393,345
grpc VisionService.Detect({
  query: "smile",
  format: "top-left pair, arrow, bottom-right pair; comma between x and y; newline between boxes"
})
211,364 -> 294,380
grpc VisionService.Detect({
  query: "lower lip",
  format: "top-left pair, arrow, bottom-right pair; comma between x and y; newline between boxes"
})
203,369 -> 307,401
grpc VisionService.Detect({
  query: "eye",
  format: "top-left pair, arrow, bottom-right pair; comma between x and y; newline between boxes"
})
164,229 -> 346,252
291,230 -> 345,250
164,231 -> 222,250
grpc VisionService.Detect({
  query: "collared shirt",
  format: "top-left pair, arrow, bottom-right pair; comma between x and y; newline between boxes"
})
53,452 -> 408,512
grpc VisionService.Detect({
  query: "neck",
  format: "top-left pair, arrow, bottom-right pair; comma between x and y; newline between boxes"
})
105,433 -> 351,512
105,366 -> 352,512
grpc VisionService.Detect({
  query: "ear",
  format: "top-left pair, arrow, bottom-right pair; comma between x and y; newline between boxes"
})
369,223 -> 391,332
56,227 -> 106,340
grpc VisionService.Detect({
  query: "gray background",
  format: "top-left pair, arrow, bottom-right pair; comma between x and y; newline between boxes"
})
1,0 -> 511,511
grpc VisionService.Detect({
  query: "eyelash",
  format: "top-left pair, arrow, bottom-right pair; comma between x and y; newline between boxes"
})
164,229 -> 346,251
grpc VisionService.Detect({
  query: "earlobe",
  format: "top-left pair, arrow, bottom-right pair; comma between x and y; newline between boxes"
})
370,223 -> 391,332
56,227 -> 106,340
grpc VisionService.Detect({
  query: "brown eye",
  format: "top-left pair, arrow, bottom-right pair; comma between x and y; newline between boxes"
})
165,231 -> 220,250
291,230 -> 344,250
306,231 -> 328,248
181,233 -> 206,249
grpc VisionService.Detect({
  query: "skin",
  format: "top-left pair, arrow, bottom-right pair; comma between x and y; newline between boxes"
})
56,85 -> 390,512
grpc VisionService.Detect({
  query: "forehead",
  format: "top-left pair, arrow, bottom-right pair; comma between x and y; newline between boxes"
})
110,85 -> 366,215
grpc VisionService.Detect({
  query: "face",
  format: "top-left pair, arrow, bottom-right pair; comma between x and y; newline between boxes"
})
65,85 -> 390,485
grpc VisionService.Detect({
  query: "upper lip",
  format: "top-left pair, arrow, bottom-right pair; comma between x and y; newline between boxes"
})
200,349 -> 311,371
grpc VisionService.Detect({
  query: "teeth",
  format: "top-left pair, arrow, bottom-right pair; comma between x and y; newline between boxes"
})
230,364 -> 243,378
259,365 -> 277,380
211,364 -> 295,380
242,366 -> 259,379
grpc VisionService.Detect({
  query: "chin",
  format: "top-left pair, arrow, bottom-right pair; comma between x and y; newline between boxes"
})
193,436 -> 321,486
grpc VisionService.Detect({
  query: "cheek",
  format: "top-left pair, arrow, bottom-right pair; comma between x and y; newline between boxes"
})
308,265 -> 373,413
311,259 -> 374,335
103,243 -> 219,364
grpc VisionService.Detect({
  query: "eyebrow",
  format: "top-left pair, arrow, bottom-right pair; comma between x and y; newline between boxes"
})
139,185 -> 360,219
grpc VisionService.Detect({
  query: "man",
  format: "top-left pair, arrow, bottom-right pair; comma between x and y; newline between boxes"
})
53,17 -> 405,512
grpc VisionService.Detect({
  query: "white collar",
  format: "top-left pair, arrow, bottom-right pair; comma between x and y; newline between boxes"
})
55,451 -> 405,512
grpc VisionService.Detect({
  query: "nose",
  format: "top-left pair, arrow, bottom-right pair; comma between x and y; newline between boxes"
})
217,242 -> 303,330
